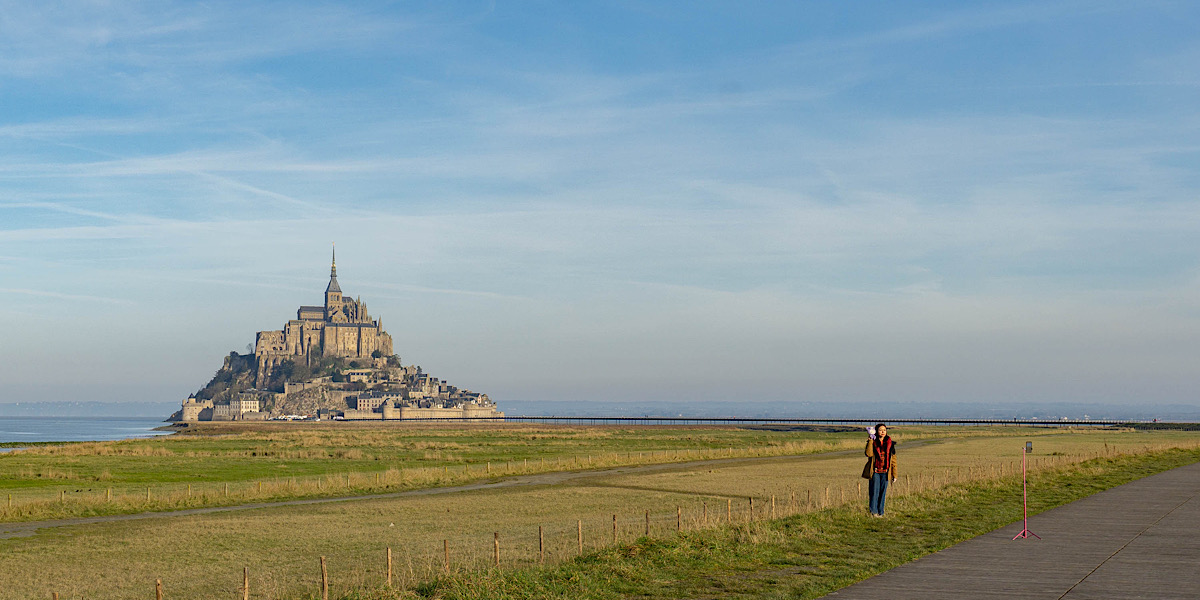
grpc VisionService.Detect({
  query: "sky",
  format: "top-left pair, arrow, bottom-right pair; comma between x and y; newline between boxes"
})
1,1 -> 1198,411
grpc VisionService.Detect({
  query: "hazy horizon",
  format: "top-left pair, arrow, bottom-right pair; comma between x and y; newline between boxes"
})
2,3 -> 1199,411
2,399 -> 1198,423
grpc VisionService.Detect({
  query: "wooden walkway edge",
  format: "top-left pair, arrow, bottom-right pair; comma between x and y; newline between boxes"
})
825,460 -> 1200,599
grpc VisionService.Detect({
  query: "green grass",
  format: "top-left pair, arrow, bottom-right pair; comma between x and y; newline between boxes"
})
5,429 -> 1197,600
1,422 -> 1059,523
381,446 -> 1200,600
0,423 -> 871,521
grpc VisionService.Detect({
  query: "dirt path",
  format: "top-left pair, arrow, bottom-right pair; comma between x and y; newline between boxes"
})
0,444 -> 901,540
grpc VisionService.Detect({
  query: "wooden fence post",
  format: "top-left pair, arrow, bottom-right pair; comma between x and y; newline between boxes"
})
60,490 -> 64,503
612,514 -> 618,544
52,593 -> 58,600
726,498 -> 731,523
645,509 -> 650,536
539,525 -> 545,564
320,556 -> 328,600
243,566 -> 249,600
749,497 -> 754,520
187,484 -> 192,498
155,578 -> 163,600
225,483 -> 229,497
703,501 -> 707,525
493,532 -> 500,567
676,506 -> 681,532
386,547 -> 392,587
146,488 -> 151,502
443,540 -> 450,574
577,520 -> 583,555
771,495 -> 776,519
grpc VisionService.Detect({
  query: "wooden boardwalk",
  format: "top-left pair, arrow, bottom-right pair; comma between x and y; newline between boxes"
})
825,460 -> 1200,599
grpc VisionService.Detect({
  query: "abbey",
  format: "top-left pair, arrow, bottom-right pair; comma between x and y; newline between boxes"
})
253,248 -> 393,388
176,249 -> 501,422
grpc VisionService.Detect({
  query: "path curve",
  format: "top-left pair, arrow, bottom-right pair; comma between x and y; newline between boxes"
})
1,443 -> 911,540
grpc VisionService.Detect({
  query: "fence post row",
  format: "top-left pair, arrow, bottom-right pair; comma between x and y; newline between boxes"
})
42,440 -> 1106,596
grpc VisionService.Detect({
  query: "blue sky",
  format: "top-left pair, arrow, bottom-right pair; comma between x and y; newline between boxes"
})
1,1 -> 1198,409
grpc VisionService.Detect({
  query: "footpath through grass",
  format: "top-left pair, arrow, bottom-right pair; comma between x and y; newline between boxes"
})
0,423 -> 1044,524
356,446 -> 1200,600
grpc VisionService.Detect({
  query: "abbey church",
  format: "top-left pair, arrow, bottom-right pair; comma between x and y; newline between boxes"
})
253,249 -> 393,387
174,248 -> 501,422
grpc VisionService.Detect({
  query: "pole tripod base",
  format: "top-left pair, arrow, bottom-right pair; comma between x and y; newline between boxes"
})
1012,528 -> 1040,540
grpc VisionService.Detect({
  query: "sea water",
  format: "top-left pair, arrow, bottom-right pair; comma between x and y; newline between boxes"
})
0,416 -> 170,446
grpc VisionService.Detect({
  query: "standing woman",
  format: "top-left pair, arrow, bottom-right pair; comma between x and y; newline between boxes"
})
866,423 -> 897,517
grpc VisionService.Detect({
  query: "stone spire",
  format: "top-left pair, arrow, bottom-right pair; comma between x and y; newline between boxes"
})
326,243 -> 341,294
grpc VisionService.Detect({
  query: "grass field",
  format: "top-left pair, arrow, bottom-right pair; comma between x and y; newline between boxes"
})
0,422 -> 1047,523
419,445 -> 1200,600
2,425 -> 1198,600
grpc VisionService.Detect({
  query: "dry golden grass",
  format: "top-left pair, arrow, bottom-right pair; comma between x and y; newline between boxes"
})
3,428 -> 1198,600
0,431 -> 872,522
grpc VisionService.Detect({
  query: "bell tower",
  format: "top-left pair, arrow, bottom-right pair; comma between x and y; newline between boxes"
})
324,243 -> 342,320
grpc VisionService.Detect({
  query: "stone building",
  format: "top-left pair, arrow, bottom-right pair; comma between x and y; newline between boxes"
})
180,397 -> 213,422
254,248 -> 394,387
174,248 -> 502,423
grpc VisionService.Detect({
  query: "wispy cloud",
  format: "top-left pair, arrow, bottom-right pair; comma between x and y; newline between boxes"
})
1,2 -> 1198,405
0,287 -> 132,305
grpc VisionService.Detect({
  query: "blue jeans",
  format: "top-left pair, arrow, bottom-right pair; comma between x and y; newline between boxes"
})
868,472 -> 889,515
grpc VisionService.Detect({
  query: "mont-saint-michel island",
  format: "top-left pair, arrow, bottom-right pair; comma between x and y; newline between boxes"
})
173,250 -> 502,422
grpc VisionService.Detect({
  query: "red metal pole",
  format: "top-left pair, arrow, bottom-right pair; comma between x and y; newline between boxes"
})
1013,445 -> 1040,540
